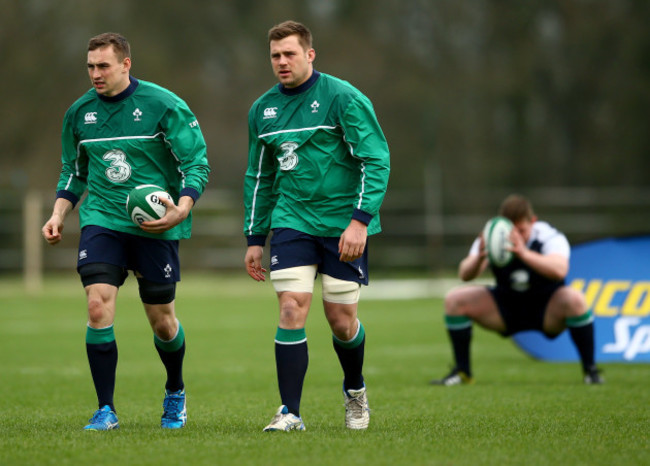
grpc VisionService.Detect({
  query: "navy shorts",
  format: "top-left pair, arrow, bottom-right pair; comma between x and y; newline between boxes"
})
270,228 -> 369,285
77,225 -> 180,284
489,286 -> 560,338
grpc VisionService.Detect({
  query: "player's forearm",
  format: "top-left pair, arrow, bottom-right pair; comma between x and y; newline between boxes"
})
180,163 -> 210,197
353,154 -> 390,218
51,197 -> 74,219
243,184 -> 275,237
177,196 -> 195,219
518,250 -> 568,281
458,254 -> 486,281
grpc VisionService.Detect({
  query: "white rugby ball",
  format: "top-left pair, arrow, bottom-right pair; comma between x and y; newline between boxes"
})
125,184 -> 173,225
483,216 -> 514,267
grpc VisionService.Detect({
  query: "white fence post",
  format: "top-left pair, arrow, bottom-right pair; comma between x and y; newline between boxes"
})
23,190 -> 43,293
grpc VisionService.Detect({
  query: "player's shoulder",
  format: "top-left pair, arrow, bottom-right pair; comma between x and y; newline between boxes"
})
318,72 -> 375,116
250,84 -> 281,109
135,79 -> 172,95
134,79 -> 191,110
532,220 -> 567,243
65,88 -> 97,114
318,73 -> 364,98
62,89 -> 100,126
318,72 -> 354,90
248,85 -> 284,127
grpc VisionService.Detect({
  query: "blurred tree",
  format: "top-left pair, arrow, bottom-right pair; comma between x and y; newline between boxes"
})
1,0 -> 649,270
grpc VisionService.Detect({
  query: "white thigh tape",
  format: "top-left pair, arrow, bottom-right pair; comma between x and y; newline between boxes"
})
322,274 -> 361,304
270,265 -> 317,293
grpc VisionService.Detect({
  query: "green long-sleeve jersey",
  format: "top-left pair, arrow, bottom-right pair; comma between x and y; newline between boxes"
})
56,77 -> 210,240
244,71 -> 390,243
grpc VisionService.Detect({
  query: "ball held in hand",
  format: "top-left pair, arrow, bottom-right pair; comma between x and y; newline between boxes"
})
483,216 -> 514,267
126,184 -> 172,225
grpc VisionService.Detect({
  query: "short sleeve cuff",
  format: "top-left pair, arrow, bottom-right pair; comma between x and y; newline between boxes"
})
352,208 -> 373,226
180,187 -> 201,204
56,190 -> 79,208
247,235 -> 267,247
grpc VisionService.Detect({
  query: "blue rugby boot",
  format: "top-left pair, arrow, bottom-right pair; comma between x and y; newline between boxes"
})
84,405 -> 119,431
161,389 -> 187,429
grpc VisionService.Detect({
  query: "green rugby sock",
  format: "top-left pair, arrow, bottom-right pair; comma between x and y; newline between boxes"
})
445,316 -> 472,376
86,324 -> 116,344
445,315 -> 472,330
333,320 -> 366,391
275,327 -> 308,417
86,325 -> 117,411
154,322 -> 186,392
566,309 -> 594,328
567,311 -> 595,370
154,321 -> 185,353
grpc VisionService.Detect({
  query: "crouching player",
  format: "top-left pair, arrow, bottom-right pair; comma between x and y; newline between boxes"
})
432,194 -> 603,386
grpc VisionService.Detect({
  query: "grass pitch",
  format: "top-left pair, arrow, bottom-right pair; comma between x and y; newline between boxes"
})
0,273 -> 648,465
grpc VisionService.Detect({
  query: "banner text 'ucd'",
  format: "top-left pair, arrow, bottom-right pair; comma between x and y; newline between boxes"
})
570,279 -> 650,317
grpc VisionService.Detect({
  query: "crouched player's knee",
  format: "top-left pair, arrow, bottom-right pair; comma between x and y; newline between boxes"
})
322,274 -> 360,304
137,277 -> 176,304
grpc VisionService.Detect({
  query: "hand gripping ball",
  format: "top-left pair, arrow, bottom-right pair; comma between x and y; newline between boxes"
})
125,184 -> 172,225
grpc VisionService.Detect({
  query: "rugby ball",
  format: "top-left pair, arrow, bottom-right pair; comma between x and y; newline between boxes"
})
483,216 -> 514,267
125,184 -> 173,225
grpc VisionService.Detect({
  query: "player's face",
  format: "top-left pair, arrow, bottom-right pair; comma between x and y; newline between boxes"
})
269,35 -> 314,88
87,46 -> 131,97
513,219 -> 534,243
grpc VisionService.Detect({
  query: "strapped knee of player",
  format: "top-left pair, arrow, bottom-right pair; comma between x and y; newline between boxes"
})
78,262 -> 127,287
270,265 -> 317,293
322,274 -> 360,304
137,277 -> 176,304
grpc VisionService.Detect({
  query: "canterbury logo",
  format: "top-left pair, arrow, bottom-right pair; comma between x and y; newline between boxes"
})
84,112 -> 97,124
263,107 -> 278,119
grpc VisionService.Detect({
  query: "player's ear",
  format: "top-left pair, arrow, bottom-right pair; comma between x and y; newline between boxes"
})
122,57 -> 132,72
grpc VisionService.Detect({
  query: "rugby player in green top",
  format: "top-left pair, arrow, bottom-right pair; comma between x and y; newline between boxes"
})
42,32 -> 210,430
243,20 -> 390,431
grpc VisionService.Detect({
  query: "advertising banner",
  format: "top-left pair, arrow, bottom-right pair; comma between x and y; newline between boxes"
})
512,236 -> 650,362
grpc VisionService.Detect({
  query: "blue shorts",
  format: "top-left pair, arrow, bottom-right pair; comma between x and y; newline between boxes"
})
489,286 -> 561,338
77,225 -> 180,284
270,228 -> 369,285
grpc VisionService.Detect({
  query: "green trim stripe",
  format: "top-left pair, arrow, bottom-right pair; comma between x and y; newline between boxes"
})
86,325 -> 115,345
566,310 -> 594,328
154,322 -> 185,353
333,320 -> 365,349
275,327 -> 307,345
445,315 -> 472,330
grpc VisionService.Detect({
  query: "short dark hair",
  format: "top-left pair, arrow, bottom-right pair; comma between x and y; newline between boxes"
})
499,194 -> 535,222
88,32 -> 131,61
268,20 -> 313,50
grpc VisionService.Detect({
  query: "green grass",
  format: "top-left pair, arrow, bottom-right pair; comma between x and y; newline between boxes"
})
1,273 -> 648,465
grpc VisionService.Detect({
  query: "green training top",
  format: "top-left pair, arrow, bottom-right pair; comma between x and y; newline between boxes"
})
55,77 -> 210,240
244,71 -> 390,243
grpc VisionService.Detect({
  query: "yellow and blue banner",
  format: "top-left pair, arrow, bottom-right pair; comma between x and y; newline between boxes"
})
513,236 -> 650,362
